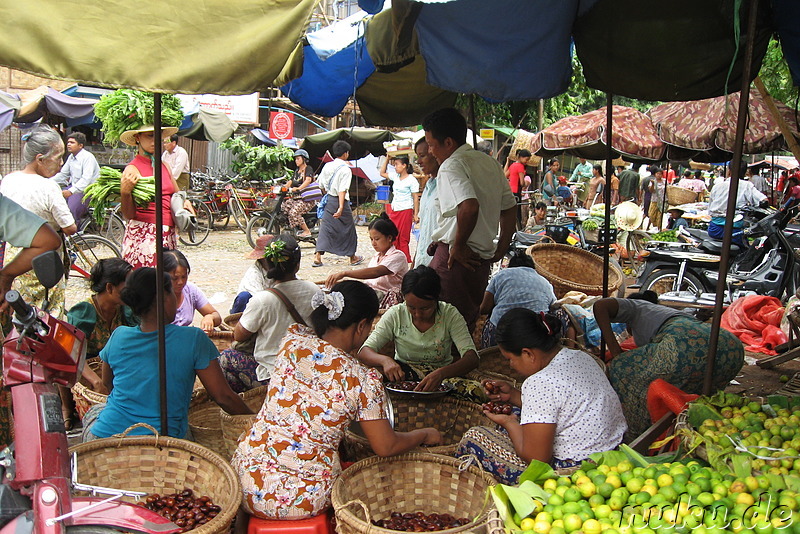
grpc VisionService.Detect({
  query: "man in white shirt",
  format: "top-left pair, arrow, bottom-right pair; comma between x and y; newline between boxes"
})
423,107 -> 517,330
52,131 -> 100,224
162,134 -> 191,191
707,164 -> 768,247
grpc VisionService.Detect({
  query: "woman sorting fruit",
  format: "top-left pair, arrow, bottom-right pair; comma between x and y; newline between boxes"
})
163,249 -> 221,332
325,214 -> 408,309
232,281 -> 442,520
220,235 -> 317,392
81,267 -> 252,441
457,308 -> 626,484
593,291 -> 744,436
357,265 -> 481,399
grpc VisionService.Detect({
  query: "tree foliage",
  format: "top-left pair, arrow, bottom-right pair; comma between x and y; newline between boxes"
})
220,136 -> 294,182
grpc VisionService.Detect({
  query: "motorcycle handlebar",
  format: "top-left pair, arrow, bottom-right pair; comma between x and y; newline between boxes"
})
5,290 -> 34,323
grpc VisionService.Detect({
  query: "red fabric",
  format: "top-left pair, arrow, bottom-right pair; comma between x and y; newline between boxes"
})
507,162 -> 525,194
130,155 -> 175,226
647,379 -> 699,424
721,294 -> 787,355
388,206 -> 413,263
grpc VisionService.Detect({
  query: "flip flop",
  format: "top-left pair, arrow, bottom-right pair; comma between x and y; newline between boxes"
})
350,256 -> 364,266
312,261 -> 324,268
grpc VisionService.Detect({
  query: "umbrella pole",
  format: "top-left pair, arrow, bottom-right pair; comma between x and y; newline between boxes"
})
154,93 -> 169,436
469,95 -> 478,148
703,0 -> 759,396
599,94 -> 614,359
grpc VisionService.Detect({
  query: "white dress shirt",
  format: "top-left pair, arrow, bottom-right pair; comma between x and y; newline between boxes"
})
53,148 -> 100,194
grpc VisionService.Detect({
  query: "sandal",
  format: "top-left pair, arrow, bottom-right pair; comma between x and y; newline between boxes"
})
312,261 -> 324,268
350,256 -> 364,266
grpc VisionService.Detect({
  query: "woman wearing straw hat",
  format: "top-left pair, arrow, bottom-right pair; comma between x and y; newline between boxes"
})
119,124 -> 180,268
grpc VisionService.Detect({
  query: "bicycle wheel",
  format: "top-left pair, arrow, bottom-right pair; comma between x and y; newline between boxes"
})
104,213 -> 126,246
228,195 -> 248,231
66,234 -> 121,304
246,214 -> 282,249
179,199 -> 212,246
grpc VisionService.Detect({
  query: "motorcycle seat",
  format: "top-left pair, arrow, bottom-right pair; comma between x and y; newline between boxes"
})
699,239 -> 740,256
514,231 -> 546,246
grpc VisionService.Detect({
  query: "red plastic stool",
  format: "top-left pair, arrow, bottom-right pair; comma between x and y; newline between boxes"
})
247,509 -> 335,534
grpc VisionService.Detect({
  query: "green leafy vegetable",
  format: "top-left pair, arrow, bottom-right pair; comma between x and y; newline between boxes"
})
94,90 -> 184,144
83,166 -> 154,223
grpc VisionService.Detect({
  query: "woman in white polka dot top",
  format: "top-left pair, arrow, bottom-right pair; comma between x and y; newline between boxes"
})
457,308 -> 627,484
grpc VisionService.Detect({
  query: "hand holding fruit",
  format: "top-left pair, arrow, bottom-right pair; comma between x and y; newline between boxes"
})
483,379 -> 516,404
482,407 -> 518,426
415,370 -> 444,392
381,357 -> 405,382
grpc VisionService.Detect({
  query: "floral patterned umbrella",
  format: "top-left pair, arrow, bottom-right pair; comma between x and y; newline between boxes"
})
529,105 -> 665,162
648,88 -> 800,156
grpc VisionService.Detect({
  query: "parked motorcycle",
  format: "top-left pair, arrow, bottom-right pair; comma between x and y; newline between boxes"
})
245,184 -> 319,249
0,251 -> 179,534
635,205 -> 800,309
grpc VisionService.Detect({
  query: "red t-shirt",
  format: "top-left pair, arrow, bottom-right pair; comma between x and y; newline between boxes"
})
507,162 -> 526,194
130,154 -> 175,226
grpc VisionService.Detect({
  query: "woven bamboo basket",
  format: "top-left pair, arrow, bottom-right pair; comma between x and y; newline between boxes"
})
332,453 -> 496,534
206,329 -> 233,352
188,389 -> 227,458
527,243 -> 623,299
475,346 -> 526,383
667,185 -> 698,205
70,424 -> 241,534
342,396 -> 492,462
72,358 -> 107,418
220,385 -> 268,458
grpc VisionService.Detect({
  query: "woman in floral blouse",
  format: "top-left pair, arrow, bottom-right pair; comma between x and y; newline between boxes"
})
231,281 -> 442,520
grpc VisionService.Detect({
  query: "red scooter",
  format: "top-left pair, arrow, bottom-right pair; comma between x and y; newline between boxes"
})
0,251 -> 179,534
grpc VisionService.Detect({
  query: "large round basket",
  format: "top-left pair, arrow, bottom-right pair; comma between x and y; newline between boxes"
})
69,427 -> 241,534
332,453 -> 496,534
220,385 -> 268,458
342,396 -> 492,462
206,329 -> 233,352
188,389 -> 227,458
72,358 -> 107,418
475,346 -> 526,383
667,185 -> 698,205
527,243 -> 623,299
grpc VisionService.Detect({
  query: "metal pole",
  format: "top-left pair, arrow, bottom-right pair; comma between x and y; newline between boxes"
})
603,95 -> 613,298
469,94 -> 478,148
703,0 -> 759,396
154,93 -> 169,435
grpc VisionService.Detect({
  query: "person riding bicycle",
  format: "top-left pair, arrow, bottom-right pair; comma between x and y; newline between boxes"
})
281,149 -> 322,238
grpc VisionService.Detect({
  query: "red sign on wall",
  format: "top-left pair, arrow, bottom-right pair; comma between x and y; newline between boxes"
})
269,111 -> 294,140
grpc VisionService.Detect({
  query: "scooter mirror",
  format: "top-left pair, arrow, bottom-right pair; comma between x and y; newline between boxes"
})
31,250 -> 64,290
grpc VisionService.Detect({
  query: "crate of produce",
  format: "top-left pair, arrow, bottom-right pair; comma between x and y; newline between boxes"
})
70,424 -> 241,534
332,453 -> 496,534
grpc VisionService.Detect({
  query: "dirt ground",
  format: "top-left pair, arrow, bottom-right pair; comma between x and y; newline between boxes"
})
65,223 -> 800,399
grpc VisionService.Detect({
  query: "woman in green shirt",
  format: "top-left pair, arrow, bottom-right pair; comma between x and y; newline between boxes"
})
357,266 -> 481,399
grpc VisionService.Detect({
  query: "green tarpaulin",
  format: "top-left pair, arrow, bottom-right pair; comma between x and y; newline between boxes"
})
0,0 -> 318,95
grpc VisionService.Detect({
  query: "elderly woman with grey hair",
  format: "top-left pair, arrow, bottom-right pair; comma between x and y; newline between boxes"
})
0,125 -> 76,320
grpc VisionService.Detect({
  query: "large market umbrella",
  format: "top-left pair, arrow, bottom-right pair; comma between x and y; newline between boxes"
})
529,105 -> 665,162
178,108 -> 238,143
0,86 -> 96,128
648,87 -> 800,156
300,127 -> 402,163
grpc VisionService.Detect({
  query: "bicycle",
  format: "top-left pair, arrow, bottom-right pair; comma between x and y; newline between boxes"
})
64,231 -> 122,304
189,170 -> 232,229
226,179 -> 275,231
178,197 -> 213,246
79,206 -> 126,245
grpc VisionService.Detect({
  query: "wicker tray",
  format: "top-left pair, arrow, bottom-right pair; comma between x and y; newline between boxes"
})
667,185 -> 698,206
475,346 -> 526,383
527,243 -> 623,299
332,453 -> 496,534
342,396 -> 492,462
220,385 -> 268,458
72,358 -> 107,418
188,389 -> 227,458
70,425 -> 241,534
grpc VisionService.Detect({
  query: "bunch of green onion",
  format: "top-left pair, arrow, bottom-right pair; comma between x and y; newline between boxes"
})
84,167 -> 155,224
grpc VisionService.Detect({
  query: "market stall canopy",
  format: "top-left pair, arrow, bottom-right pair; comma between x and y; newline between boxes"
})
178,108 -> 238,143
0,86 -> 96,125
648,88 -> 800,157
749,156 -> 799,171
0,0 -> 318,95
529,105 -> 665,162
250,129 -> 299,149
300,127 -> 401,164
